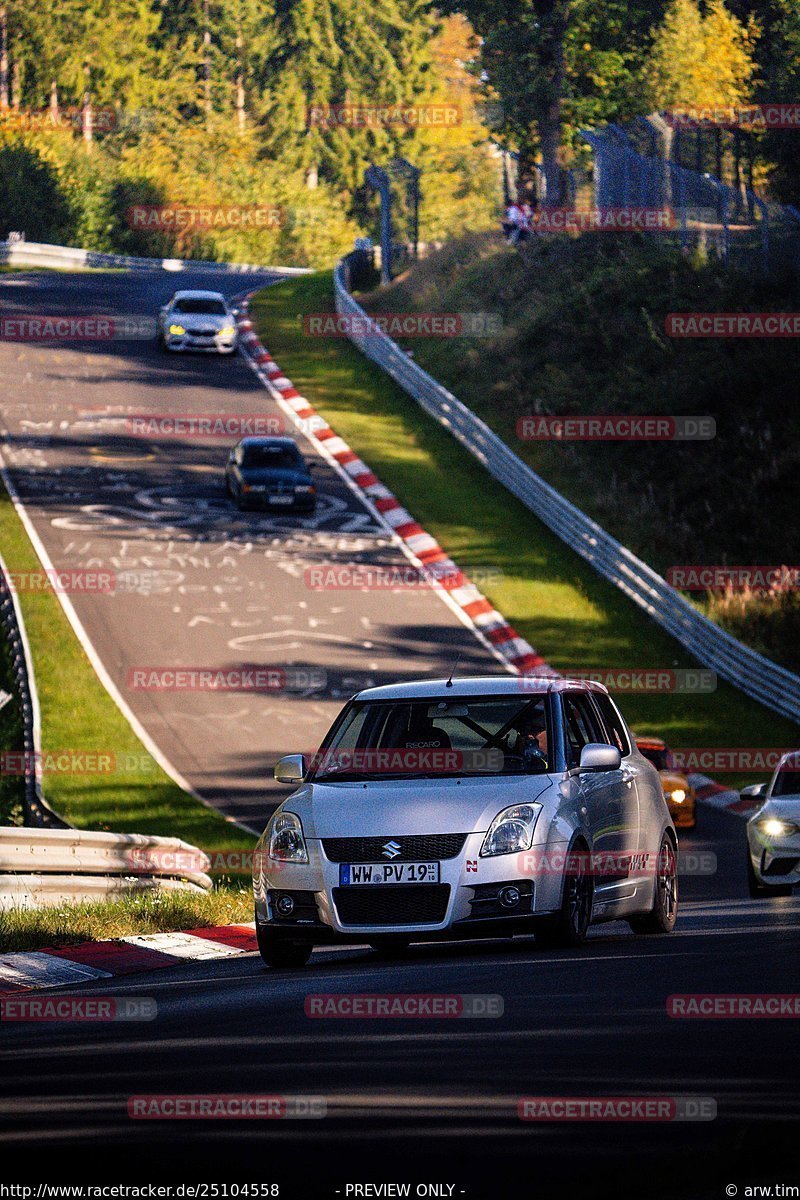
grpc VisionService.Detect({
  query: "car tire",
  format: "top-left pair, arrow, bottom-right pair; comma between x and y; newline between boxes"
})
747,854 -> 792,898
369,937 -> 411,959
157,332 -> 168,352
628,834 -> 678,934
534,841 -> 593,948
235,491 -> 247,511
256,923 -> 313,969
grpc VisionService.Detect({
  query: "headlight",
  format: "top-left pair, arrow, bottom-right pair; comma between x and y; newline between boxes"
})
267,811 -> 308,862
669,789 -> 686,804
481,803 -> 542,857
757,817 -> 800,839
294,484 -> 315,493
169,323 -> 186,336
218,325 -> 236,337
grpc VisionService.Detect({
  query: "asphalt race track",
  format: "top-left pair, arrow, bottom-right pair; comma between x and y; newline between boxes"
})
0,270 -> 798,1197
0,269 -> 500,830
1,805 -> 799,1195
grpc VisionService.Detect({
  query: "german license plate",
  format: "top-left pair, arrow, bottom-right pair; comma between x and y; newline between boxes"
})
268,494 -> 295,505
339,862 -> 440,885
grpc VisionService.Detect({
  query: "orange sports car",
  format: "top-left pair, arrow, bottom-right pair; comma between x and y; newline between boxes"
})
635,736 -> 697,829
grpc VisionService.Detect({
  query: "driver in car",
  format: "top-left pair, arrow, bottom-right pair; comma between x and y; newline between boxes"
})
519,709 -> 549,772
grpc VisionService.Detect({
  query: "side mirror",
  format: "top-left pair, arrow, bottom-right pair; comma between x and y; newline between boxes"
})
274,754 -> 306,785
740,782 -> 767,800
579,743 -> 622,772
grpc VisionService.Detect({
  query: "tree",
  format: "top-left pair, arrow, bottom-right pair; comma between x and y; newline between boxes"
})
442,0 -> 573,201
646,0 -> 757,110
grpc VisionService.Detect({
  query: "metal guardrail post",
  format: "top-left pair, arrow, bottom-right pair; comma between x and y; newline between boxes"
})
365,165 -> 392,286
752,194 -> 769,273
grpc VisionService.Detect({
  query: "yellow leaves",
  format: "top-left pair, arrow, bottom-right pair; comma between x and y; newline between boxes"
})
647,0 -> 757,110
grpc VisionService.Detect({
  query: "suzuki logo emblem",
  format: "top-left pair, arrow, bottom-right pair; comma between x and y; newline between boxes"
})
382,840 -> 401,859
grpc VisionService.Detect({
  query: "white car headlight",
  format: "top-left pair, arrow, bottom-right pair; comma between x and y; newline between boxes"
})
267,811 -> 308,862
481,803 -> 542,857
757,817 -> 800,839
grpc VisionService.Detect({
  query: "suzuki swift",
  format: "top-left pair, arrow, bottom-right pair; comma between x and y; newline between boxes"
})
253,677 -> 678,967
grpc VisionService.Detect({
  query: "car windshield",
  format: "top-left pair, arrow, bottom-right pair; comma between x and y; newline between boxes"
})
173,298 -> 227,315
309,695 -> 552,781
772,767 -> 800,796
242,445 -> 304,470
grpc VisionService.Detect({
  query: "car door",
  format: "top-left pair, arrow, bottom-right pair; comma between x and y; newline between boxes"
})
561,691 -> 631,864
591,692 -> 640,862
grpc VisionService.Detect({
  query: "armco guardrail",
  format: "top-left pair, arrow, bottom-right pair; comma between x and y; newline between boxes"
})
0,552 -> 67,828
334,252 -> 800,724
0,239 -> 314,275
0,826 -> 212,909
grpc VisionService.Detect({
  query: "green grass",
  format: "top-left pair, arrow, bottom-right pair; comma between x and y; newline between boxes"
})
0,886 -> 252,953
0,483 -> 255,860
250,271 -> 799,788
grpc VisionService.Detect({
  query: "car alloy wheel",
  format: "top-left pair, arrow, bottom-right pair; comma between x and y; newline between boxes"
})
535,841 -> 593,948
629,834 -> 678,934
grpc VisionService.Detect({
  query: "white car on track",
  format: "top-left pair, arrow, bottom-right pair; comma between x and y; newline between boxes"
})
743,752 -> 800,897
253,676 -> 678,968
158,290 -> 238,354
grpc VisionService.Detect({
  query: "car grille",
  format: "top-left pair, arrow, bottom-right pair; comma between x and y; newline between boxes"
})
333,884 -> 450,926
188,327 -> 217,337
322,834 -> 468,862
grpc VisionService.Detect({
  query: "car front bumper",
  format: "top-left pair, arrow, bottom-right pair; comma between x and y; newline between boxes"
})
165,332 -> 237,354
253,834 -> 570,940
748,828 -> 800,886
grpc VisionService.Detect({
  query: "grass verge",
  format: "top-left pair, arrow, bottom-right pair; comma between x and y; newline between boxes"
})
0,482 -> 255,859
0,886 -> 252,954
250,272 -> 798,788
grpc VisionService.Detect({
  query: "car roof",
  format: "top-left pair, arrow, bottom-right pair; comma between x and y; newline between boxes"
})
352,676 -> 608,702
170,290 -> 227,301
237,436 -> 300,449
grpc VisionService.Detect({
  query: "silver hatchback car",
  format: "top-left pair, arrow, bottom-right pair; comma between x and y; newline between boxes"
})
253,677 -> 678,967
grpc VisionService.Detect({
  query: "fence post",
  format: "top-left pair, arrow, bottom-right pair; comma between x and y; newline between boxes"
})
753,194 -> 769,273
